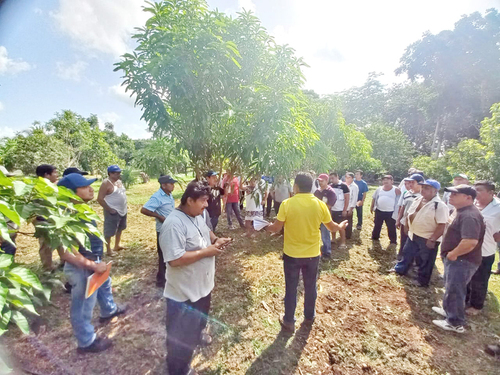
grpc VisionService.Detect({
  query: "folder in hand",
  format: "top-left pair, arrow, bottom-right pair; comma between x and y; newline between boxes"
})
85,262 -> 112,299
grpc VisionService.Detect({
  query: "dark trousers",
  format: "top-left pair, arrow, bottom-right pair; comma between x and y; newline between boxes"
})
372,209 -> 397,244
398,225 -> 409,260
283,254 -> 320,324
466,254 -> 495,310
394,234 -> 439,286
226,202 -> 244,227
355,205 -> 363,227
443,258 -> 479,326
210,215 -> 219,232
264,194 -> 273,217
345,212 -> 353,239
274,200 -> 282,216
166,293 -> 211,375
156,232 -> 166,287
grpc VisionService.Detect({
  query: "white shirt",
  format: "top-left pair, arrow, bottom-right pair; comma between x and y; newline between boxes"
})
347,182 -> 359,209
407,195 -> 449,241
478,197 -> 500,257
160,209 -> 214,302
274,181 -> 292,203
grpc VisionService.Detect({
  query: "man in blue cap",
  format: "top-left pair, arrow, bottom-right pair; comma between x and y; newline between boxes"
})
141,175 -> 178,288
57,173 -> 126,353
97,165 -> 127,256
391,179 -> 449,287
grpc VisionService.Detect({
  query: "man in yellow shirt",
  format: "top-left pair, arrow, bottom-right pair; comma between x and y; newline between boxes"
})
267,172 -> 348,332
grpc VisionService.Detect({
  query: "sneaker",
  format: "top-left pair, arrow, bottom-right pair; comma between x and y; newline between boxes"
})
228,225 -> 235,230
339,244 -> 347,250
77,337 -> 113,354
432,306 -> 447,317
99,304 -> 128,323
356,225 -> 362,231
387,268 -> 397,273
302,318 -> 315,326
64,282 -> 72,293
432,319 -> 465,333
491,269 -> 500,275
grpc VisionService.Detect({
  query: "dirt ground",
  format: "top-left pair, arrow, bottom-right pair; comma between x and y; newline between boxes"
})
3,182 -> 500,375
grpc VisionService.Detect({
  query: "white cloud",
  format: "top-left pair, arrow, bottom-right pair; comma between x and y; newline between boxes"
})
0,126 -> 16,138
238,0 -> 256,13
270,0 -> 497,94
0,46 -> 31,75
120,122 -> 151,139
52,0 -> 149,57
0,102 -> 4,111
98,112 -> 121,128
56,61 -> 88,82
109,84 -> 137,106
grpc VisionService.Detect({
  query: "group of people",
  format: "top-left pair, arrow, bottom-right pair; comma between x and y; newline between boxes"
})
2,163 -> 500,373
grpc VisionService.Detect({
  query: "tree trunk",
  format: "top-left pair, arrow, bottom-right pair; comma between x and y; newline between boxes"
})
431,118 -> 441,159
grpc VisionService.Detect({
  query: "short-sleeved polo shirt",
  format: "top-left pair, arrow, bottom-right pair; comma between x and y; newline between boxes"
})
407,195 -> 448,241
277,193 -> 332,258
143,188 -> 176,232
478,198 -> 500,257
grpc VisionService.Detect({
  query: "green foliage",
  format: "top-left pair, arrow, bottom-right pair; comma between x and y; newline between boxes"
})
114,1 -> 316,177
0,172 -> 103,335
363,124 -> 414,180
102,122 -> 136,164
1,129 -> 73,175
302,96 -> 381,175
412,155 -> 451,186
480,103 -> 500,183
119,168 -> 138,189
133,137 -> 189,178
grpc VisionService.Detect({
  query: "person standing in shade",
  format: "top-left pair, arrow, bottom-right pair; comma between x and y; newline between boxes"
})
442,173 -> 470,213
314,174 -> 337,258
370,175 -> 400,246
273,177 -> 293,217
354,170 -> 369,231
140,175 -> 177,288
224,172 -> 245,230
266,172 -> 348,332
465,181 -> 500,314
57,173 -> 127,353
329,172 -> 350,250
35,164 -> 59,270
345,172 -> 359,240
395,174 -> 424,259
392,179 -> 448,287
160,181 -> 232,375
432,185 -> 485,333
205,170 -> 225,232
98,165 -> 128,257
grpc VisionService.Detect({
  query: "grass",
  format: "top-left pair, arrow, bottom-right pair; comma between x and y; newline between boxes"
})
4,183 -> 500,374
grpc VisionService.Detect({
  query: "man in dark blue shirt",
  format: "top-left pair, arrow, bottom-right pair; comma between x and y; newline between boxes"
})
57,173 -> 126,353
354,170 -> 369,230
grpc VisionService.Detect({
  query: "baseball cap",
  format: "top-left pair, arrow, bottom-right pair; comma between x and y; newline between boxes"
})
57,173 -> 97,192
107,165 -> 122,173
452,173 -> 469,180
318,173 -> 329,181
418,179 -> 441,190
204,170 -> 218,177
159,175 -> 177,184
63,167 -> 89,177
404,173 -> 425,183
444,184 -> 476,199
382,174 -> 393,180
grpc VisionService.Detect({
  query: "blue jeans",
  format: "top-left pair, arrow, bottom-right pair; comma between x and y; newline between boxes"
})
225,202 -> 244,227
394,234 -> 439,286
283,254 -> 320,324
443,258 -> 479,326
320,224 -> 331,256
64,262 -> 117,348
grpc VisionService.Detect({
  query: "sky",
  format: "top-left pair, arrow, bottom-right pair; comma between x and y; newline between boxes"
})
0,0 -> 498,139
